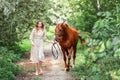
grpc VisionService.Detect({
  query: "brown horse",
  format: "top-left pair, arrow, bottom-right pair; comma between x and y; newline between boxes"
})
54,22 -> 85,71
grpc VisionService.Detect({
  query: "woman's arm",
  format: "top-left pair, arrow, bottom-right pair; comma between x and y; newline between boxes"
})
29,29 -> 35,46
43,31 -> 54,43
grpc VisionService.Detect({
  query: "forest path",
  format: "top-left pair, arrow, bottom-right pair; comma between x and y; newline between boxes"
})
15,44 -> 74,80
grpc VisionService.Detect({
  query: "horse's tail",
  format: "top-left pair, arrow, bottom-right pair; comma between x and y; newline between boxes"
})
78,34 -> 86,48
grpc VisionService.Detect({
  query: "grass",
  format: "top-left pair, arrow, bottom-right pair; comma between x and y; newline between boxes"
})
34,76 -> 41,80
70,48 -> 87,77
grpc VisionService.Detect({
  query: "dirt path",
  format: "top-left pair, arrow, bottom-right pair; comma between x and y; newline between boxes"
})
15,44 -> 74,80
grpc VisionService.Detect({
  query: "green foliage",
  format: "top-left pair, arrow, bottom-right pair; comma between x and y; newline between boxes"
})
45,25 -> 55,40
0,0 -> 52,48
71,49 -> 120,80
92,11 -> 120,40
91,11 -> 120,57
69,0 -> 120,80
0,59 -> 21,80
18,39 -> 31,52
0,47 -> 21,62
0,47 -> 21,80
49,0 -> 72,22
34,76 -> 41,80
68,0 -> 98,32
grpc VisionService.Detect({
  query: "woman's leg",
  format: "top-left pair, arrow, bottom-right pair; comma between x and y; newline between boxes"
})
39,61 -> 43,74
35,63 -> 39,75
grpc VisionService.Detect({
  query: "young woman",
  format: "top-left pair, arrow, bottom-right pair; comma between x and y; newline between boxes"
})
29,21 -> 52,75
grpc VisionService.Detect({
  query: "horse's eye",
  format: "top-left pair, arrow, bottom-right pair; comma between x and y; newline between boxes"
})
59,29 -> 62,32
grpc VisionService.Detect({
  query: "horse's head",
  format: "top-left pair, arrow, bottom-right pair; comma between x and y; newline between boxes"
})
54,22 -> 68,42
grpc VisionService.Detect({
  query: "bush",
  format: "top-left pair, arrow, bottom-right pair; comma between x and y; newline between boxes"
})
0,58 -> 21,80
0,47 -> 21,62
0,47 -> 21,80
70,49 -> 120,80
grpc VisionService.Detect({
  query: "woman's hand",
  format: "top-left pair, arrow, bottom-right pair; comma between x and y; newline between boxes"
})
31,40 -> 35,47
51,41 -> 54,44
32,42 -> 35,47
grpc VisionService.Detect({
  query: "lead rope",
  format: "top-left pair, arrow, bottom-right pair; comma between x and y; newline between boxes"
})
51,41 -> 62,60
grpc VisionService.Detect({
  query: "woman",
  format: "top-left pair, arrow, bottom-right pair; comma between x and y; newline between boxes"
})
29,21 -> 52,75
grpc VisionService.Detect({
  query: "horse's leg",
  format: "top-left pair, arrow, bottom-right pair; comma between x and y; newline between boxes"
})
73,45 -> 77,68
67,47 -> 73,71
62,48 -> 67,71
67,54 -> 71,71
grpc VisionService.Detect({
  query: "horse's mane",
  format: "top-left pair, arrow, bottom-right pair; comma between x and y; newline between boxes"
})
62,23 -> 79,35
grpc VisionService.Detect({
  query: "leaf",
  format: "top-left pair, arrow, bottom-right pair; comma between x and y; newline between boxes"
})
98,42 -> 105,52
106,40 -> 113,50
114,48 -> 120,57
112,37 -> 120,46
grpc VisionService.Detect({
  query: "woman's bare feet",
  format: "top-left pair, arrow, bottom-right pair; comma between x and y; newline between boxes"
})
39,69 -> 43,75
35,71 -> 39,75
35,72 -> 39,75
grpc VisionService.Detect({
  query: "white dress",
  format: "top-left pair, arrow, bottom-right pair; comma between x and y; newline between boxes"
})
29,28 -> 45,63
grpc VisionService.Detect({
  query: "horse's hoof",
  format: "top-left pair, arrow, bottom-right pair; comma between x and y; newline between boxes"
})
66,68 -> 70,71
65,68 -> 70,71
64,68 -> 67,71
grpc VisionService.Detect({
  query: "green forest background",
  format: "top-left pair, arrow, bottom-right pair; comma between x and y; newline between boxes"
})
0,0 -> 120,80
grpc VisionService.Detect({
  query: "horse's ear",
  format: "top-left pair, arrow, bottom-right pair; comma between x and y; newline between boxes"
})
61,22 -> 64,25
62,22 -> 68,27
